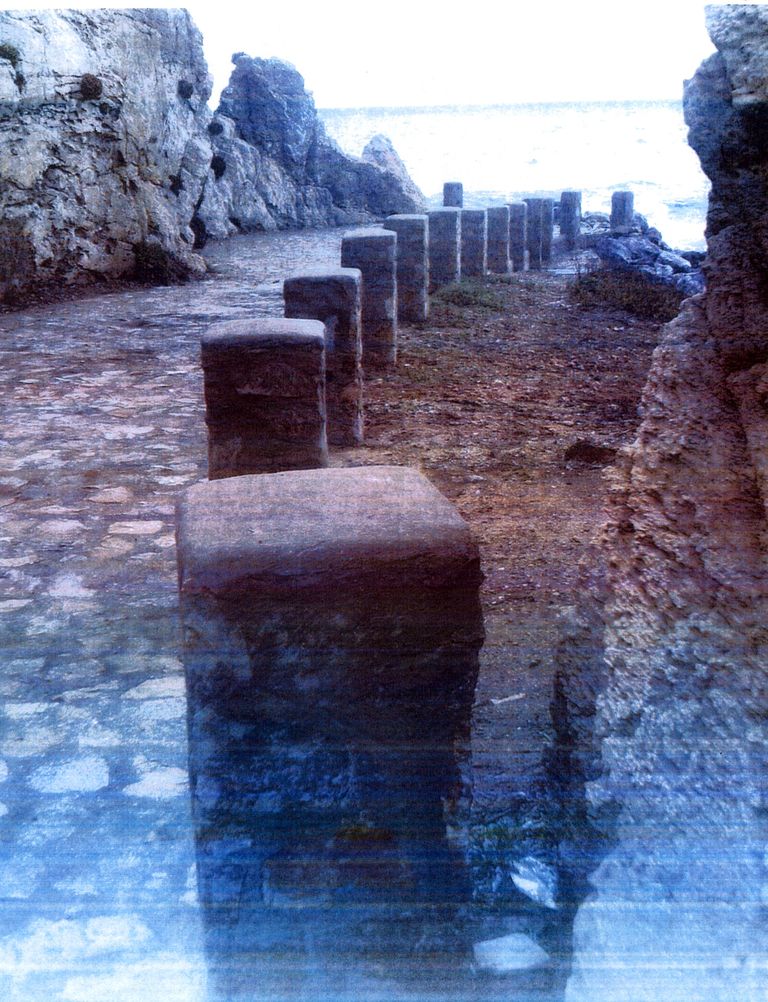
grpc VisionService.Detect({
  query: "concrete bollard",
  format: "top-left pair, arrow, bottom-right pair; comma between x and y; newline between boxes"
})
383,214 -> 429,323
427,207 -> 461,291
611,190 -> 634,234
460,209 -> 487,279
524,197 -> 544,271
541,198 -> 555,265
176,465 -> 484,995
340,228 -> 398,368
283,267 -> 363,448
201,318 -> 328,480
443,181 -> 463,207
485,206 -> 510,274
508,202 -> 528,272
560,190 -> 582,249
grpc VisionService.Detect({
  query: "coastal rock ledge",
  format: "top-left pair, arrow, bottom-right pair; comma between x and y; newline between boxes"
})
558,7 -> 768,1001
0,9 -> 424,301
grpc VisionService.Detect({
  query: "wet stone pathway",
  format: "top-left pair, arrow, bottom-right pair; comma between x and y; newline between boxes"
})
0,230 -> 347,1002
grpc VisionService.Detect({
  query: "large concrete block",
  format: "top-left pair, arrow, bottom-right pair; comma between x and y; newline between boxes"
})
428,207 -> 461,291
443,181 -> 463,207
611,189 -> 634,234
340,228 -> 398,368
460,208 -> 487,279
541,198 -> 555,264
524,197 -> 544,270
486,205 -> 510,274
176,466 -> 485,996
283,267 -> 364,448
201,318 -> 328,479
383,214 -> 429,323
508,201 -> 528,272
560,190 -> 582,249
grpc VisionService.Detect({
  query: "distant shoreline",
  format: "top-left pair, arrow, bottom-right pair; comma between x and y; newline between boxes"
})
320,97 -> 684,116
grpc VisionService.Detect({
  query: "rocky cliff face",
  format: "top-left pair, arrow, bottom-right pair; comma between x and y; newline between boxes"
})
197,55 -> 424,240
0,8 -> 213,298
559,8 -> 768,1001
0,13 -> 423,301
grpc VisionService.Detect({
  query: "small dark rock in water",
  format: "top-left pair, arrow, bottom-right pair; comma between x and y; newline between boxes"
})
564,440 -> 618,465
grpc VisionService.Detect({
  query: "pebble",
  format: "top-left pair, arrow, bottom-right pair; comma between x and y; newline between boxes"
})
123,677 -> 185,700
107,520 -> 165,536
28,756 -> 110,793
122,766 -> 188,799
473,932 -> 549,972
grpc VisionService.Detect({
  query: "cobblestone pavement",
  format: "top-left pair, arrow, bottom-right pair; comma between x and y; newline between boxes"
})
0,230 -> 347,1002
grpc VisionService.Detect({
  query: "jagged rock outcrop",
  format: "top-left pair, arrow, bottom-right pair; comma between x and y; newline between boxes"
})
196,55 -> 425,240
0,8 -> 213,298
558,8 -> 768,1001
0,14 -> 424,299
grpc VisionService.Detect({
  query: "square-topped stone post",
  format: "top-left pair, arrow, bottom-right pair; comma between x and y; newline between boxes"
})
176,466 -> 484,994
541,198 -> 555,265
486,205 -> 510,274
508,201 -> 528,272
427,207 -> 461,291
383,214 -> 429,323
443,181 -> 463,207
611,189 -> 634,234
201,318 -> 328,480
460,208 -> 487,279
340,228 -> 398,369
524,197 -> 544,270
283,267 -> 364,448
560,190 -> 582,249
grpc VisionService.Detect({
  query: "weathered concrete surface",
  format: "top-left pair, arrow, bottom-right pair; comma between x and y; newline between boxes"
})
0,9 -> 212,299
560,9 -> 768,1001
201,317 -> 328,477
560,191 -> 582,250
283,266 -> 364,447
428,208 -> 461,290
340,228 -> 397,367
509,202 -> 528,272
177,466 -> 484,999
541,198 -> 554,264
384,213 -> 429,322
443,182 -> 464,207
524,198 -> 544,270
609,190 -> 634,234
486,206 -> 510,274
460,209 -> 487,279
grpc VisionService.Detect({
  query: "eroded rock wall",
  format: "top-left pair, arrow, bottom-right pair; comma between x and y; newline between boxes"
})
559,7 -> 768,1000
0,8 -> 213,297
0,14 -> 424,298
197,55 -> 425,240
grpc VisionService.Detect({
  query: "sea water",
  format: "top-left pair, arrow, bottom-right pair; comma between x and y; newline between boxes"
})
321,100 -> 709,251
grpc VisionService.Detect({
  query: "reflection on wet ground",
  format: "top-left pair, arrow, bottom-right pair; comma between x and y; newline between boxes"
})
0,228 -> 564,1001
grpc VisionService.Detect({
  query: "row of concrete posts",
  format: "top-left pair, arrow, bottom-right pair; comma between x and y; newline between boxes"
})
176,207 -> 486,977
173,183 -> 637,974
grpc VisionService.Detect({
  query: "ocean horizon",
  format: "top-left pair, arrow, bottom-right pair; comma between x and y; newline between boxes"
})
321,98 -> 709,251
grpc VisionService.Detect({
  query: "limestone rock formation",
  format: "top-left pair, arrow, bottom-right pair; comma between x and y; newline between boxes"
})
0,14 -> 424,299
0,8 -> 213,299
559,7 -> 768,1001
197,55 -> 425,240
361,133 -> 426,210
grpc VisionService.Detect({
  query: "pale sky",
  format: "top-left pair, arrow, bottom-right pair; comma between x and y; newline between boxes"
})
9,1 -> 717,108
